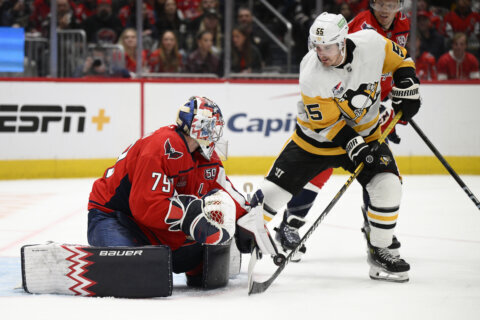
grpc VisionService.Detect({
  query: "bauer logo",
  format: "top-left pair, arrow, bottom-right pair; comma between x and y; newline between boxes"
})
227,113 -> 296,137
99,250 -> 143,256
0,104 -> 86,133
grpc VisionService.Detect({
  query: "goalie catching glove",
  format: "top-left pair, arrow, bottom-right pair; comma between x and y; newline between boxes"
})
171,189 -> 236,245
391,75 -> 421,122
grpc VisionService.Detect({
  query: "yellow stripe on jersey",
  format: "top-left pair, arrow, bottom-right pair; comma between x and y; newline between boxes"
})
325,120 -> 347,141
382,37 -> 416,75
292,132 -> 347,155
301,93 -> 342,129
355,113 -> 380,133
291,125 -> 382,156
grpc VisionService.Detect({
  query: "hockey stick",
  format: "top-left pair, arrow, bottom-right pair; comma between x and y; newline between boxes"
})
248,111 -> 403,295
409,119 -> 480,210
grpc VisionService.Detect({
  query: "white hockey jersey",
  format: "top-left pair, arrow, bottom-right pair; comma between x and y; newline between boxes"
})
293,29 -> 415,155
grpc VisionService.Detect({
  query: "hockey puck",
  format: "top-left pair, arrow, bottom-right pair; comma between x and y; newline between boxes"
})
273,254 -> 286,266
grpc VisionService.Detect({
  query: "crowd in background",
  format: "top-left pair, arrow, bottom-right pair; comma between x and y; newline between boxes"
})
0,0 -> 479,80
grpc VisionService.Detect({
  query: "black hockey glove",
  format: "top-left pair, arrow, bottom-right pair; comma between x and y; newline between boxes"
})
391,77 -> 421,122
345,136 -> 380,170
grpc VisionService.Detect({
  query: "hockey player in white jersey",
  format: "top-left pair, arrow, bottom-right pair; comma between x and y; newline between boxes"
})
240,12 -> 421,282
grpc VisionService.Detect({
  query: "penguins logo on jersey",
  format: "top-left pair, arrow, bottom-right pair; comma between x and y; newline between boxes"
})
164,139 -> 184,159
380,155 -> 392,166
335,82 -> 380,119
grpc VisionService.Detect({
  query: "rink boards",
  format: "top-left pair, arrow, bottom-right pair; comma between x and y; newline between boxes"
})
0,79 -> 479,179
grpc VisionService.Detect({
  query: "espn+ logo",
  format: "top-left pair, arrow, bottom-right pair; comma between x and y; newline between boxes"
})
0,105 -> 86,133
227,113 -> 296,137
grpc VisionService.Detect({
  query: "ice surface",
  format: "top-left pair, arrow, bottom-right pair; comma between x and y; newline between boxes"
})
1,175 -> 479,320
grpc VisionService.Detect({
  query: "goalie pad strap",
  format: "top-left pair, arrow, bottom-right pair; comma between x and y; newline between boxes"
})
21,242 -> 173,298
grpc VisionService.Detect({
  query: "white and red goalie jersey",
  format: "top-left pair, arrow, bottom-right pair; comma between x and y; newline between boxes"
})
88,125 -> 248,250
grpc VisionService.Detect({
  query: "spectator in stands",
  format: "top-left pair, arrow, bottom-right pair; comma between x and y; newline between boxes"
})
237,6 -> 270,63
27,0 -> 50,35
0,0 -> 31,27
345,0 -> 369,15
28,0 -> 79,37
153,0 -> 166,20
196,9 -> 222,57
189,0 -> 220,31
81,0 -> 123,44
443,0 -> 479,39
338,3 -> 354,22
155,0 -> 188,51
437,32 -> 480,80
231,25 -> 263,73
55,0 -> 80,31
418,10 -> 446,60
416,0 -> 442,31
74,45 -> 130,78
118,28 -> 149,75
176,0 -> 202,21
74,0 -> 97,25
414,36 -> 437,81
118,1 -> 157,50
288,1 -> 314,67
184,30 -> 221,75
148,30 -> 183,72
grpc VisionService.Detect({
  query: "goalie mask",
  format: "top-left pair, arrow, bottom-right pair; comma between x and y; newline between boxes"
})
308,12 -> 348,64
177,96 -> 226,160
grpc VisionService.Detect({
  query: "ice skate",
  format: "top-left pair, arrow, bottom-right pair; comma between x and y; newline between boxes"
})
367,245 -> 410,283
274,214 -> 306,262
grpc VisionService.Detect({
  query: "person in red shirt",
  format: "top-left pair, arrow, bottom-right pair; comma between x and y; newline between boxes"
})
88,96 -> 272,287
275,0 -> 409,261
148,30 -> 183,72
117,28 -> 148,75
443,0 -> 480,39
437,32 -> 480,80
74,0 -> 96,24
415,37 -> 437,81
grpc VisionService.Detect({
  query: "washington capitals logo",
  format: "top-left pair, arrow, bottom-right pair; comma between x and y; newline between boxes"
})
361,22 -> 376,31
164,139 -> 183,159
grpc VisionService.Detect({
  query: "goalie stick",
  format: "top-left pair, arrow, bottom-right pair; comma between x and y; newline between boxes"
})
248,111 -> 403,295
409,119 -> 480,210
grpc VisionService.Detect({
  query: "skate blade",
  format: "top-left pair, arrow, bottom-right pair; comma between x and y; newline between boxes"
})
369,266 -> 409,283
290,250 -> 304,263
276,245 -> 305,263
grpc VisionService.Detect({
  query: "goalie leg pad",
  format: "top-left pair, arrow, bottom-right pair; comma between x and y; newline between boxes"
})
202,242 -> 231,289
21,242 -> 172,298
184,242 -> 232,289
